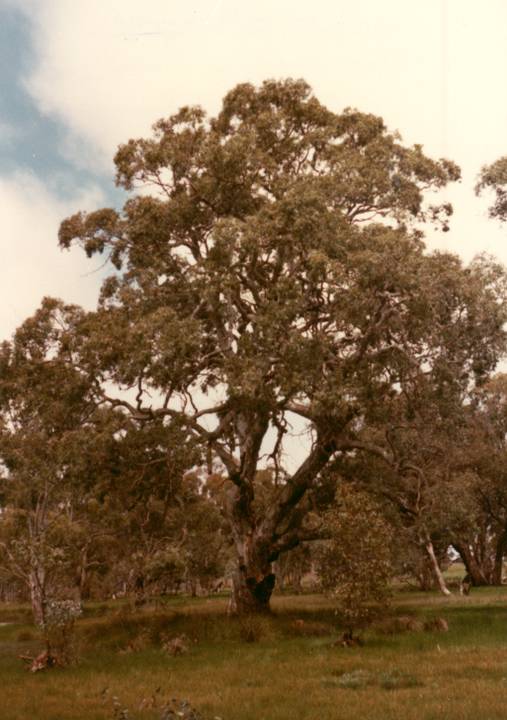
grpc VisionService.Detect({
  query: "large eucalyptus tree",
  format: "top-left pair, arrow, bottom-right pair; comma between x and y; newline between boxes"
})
58,79 -> 507,613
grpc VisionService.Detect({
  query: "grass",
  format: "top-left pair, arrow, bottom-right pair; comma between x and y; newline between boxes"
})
2,588 -> 507,719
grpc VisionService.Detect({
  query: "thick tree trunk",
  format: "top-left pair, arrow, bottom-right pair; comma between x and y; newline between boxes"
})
225,467 -> 277,614
424,537 -> 451,596
452,542 -> 491,586
228,512 -> 276,614
224,423 -> 337,614
229,563 -> 275,615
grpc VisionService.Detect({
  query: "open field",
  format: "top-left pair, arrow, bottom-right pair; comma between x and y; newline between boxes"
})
2,588 -> 507,719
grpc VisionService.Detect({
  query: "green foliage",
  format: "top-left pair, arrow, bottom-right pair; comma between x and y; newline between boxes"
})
42,599 -> 82,665
54,79 -> 507,613
2,80 -> 507,617
317,484 -> 394,630
0,300 -> 207,613
476,156 -> 507,220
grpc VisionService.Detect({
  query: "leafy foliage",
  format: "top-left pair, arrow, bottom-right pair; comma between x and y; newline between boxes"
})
476,156 -> 507,221
317,484 -> 394,631
55,79 -> 504,612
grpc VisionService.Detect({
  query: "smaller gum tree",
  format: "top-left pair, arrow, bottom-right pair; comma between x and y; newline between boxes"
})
0,300 -> 98,624
0,299 -> 198,620
316,484 -> 394,639
58,79 -> 507,614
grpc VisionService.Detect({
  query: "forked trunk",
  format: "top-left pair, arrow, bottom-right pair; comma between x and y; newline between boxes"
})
225,419 -> 336,614
452,542 -> 490,586
226,477 -> 277,614
228,518 -> 276,614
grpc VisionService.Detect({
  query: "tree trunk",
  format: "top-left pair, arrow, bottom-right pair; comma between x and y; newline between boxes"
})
229,563 -> 276,615
79,569 -> 91,601
416,554 -> 436,591
76,546 -> 91,601
28,567 -> 46,626
226,477 -> 277,614
134,573 -> 146,607
228,514 -> 275,614
424,537 -> 451,596
188,579 -> 198,598
492,531 -> 507,585
452,542 -> 490,586
273,561 -> 285,592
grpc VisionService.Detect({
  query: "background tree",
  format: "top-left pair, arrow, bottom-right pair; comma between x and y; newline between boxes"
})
75,417 -> 201,604
477,157 -> 507,222
0,313 -> 208,621
0,299 -> 98,623
447,375 -> 507,586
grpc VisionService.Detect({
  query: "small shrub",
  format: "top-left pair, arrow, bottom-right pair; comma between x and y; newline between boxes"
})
238,614 -> 270,643
43,599 -> 82,666
424,617 -> 449,633
119,629 -> 152,654
112,696 -> 131,719
160,698 -> 207,719
107,694 -> 211,720
376,615 -> 424,634
335,670 -> 376,689
334,630 -> 364,647
161,633 -> 190,656
379,670 -> 422,690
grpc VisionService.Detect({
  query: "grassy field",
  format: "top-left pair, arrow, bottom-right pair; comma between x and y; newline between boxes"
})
2,586 -> 507,719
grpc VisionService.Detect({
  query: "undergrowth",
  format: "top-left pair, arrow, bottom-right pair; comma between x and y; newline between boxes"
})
1,588 -> 507,720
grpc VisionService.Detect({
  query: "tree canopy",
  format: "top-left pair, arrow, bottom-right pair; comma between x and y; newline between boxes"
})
18,79 -> 507,613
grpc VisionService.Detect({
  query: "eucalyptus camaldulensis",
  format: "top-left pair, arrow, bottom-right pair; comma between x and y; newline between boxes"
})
58,80 -> 507,613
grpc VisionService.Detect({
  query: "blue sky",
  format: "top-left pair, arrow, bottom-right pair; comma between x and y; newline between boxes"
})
1,0 -> 507,342
0,6 -> 116,200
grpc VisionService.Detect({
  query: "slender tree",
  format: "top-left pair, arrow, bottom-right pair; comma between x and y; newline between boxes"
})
0,299 -> 97,623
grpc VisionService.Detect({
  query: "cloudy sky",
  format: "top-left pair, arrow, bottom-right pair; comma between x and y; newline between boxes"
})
1,0 -> 507,342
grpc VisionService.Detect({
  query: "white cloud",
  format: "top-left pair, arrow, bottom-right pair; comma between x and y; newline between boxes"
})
11,1 -> 507,262
0,172 -> 105,340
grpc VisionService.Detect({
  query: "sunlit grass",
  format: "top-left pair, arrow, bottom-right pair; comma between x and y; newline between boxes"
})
2,588 -> 507,719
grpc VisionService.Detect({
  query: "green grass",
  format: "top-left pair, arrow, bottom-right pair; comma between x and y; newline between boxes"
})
3,588 -> 507,719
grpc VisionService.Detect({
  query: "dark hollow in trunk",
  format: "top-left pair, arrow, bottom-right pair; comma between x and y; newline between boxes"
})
230,566 -> 276,615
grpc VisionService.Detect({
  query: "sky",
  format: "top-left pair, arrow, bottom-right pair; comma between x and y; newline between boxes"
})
1,0 -> 507,343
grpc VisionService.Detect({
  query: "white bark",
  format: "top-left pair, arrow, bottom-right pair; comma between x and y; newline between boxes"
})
424,537 -> 451,596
